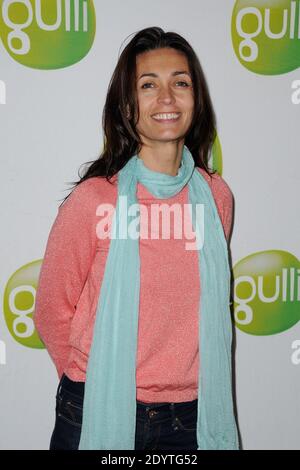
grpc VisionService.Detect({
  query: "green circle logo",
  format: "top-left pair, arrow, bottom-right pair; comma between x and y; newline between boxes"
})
233,250 -> 300,335
232,0 -> 300,75
3,260 -> 45,348
0,0 -> 96,69
211,134 -> 223,175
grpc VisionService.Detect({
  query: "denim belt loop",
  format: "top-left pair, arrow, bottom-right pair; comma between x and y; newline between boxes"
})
56,377 -> 64,399
170,403 -> 178,430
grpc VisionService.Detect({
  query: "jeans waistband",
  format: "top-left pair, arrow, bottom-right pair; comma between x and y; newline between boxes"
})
60,374 -> 198,410
136,399 -> 198,411
59,373 -> 85,397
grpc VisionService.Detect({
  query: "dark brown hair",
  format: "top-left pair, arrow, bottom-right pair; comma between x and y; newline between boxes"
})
60,26 -> 217,205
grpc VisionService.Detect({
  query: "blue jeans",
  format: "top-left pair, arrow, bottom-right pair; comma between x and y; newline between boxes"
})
50,373 -> 198,451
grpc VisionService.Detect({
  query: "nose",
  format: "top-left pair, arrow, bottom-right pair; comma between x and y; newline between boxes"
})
157,85 -> 175,105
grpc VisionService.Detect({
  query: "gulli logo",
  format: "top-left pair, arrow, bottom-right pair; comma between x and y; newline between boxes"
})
0,0 -> 96,69
3,260 -> 45,348
211,133 -> 223,175
232,0 -> 300,74
233,250 -> 300,335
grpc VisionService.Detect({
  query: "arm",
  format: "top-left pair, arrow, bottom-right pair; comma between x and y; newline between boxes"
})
197,168 -> 234,243
212,174 -> 234,243
33,179 -> 98,379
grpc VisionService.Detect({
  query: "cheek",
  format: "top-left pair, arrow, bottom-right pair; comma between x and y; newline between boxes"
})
136,112 -> 153,132
177,94 -> 194,114
187,102 -> 195,120
138,109 -> 154,126
186,95 -> 194,111
137,92 -> 153,107
136,98 -> 153,121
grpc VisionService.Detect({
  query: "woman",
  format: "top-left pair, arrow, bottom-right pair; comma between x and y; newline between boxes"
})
34,26 -> 239,451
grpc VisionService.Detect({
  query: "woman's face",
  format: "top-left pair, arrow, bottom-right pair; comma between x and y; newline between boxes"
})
135,47 -> 194,146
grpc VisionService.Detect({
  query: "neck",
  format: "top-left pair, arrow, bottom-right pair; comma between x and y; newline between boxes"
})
137,141 -> 184,176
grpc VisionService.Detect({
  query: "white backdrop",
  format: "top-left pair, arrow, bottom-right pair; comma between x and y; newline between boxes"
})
0,0 -> 299,450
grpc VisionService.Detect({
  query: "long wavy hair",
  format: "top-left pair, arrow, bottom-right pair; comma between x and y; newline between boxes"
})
60,26 -> 217,205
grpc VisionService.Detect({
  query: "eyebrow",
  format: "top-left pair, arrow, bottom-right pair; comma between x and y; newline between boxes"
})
138,70 -> 191,80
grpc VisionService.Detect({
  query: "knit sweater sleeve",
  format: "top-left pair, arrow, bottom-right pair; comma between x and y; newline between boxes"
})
211,173 -> 234,243
33,179 -> 98,379
197,168 -> 234,243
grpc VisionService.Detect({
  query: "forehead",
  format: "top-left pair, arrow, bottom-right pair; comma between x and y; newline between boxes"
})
136,48 -> 189,74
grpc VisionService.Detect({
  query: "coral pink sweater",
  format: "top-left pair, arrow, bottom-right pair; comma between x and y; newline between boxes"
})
34,167 -> 233,403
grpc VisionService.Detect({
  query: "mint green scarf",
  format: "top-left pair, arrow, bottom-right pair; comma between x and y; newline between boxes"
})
78,145 -> 239,450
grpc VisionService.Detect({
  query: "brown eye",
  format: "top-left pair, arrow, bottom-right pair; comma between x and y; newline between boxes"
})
176,81 -> 190,87
141,82 -> 154,89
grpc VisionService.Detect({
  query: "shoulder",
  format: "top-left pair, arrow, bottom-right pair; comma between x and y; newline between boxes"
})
59,175 -> 118,214
195,167 -> 234,240
196,167 -> 233,208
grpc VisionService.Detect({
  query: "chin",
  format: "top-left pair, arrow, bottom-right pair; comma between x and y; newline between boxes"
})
161,136 -> 186,143
151,131 -> 186,140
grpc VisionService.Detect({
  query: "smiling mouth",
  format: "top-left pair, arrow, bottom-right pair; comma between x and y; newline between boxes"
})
152,112 -> 181,122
